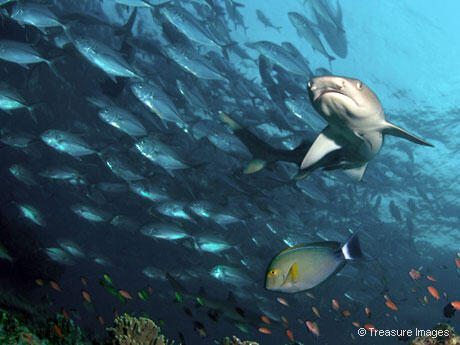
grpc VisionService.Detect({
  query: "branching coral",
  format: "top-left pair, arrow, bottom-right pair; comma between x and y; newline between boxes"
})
222,336 -> 259,345
107,313 -> 176,345
410,324 -> 460,345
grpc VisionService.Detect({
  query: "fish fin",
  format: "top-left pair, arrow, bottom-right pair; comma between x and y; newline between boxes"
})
341,232 -> 364,261
382,122 -> 433,147
280,262 -> 298,286
244,159 -> 266,174
343,163 -> 368,181
219,111 -> 242,130
300,126 -> 341,170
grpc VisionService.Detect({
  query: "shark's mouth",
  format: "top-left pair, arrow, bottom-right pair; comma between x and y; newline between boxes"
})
314,89 -> 358,106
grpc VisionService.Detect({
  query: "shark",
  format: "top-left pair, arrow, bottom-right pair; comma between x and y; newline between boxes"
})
166,273 -> 277,329
300,76 -> 433,180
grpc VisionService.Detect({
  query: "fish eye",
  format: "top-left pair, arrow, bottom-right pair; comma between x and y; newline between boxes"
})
357,81 -> 363,89
267,269 -> 278,277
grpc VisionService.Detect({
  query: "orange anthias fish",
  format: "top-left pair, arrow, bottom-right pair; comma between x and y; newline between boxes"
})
286,329 -> 294,342
261,315 -> 271,325
352,321 -> 360,328
409,269 -> 421,280
342,310 -> 351,317
426,275 -> 436,282
50,281 -> 62,292
258,327 -> 271,334
331,299 -> 339,311
119,290 -> 133,299
53,324 -> 62,338
365,307 -> 371,318
451,301 -> 460,310
277,297 -> 289,307
427,286 -> 440,300
61,308 -> 70,320
423,296 -> 429,304
35,279 -> 44,287
364,324 -> 376,332
385,300 -> 398,311
82,290 -> 91,303
455,258 -> 460,269
306,292 -> 315,299
98,315 -> 104,325
312,306 -> 320,318
80,276 -> 88,286
306,321 -> 320,337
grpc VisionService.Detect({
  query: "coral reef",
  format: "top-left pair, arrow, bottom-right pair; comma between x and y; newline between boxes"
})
410,324 -> 460,345
107,313 -> 176,345
222,335 -> 259,345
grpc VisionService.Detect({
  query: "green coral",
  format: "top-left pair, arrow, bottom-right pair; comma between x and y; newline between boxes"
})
107,313 -> 176,345
410,324 -> 460,345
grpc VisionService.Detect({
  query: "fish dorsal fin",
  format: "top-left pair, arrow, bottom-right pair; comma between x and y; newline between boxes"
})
343,163 -> 368,181
300,126 -> 342,170
382,122 -> 433,147
227,291 -> 237,304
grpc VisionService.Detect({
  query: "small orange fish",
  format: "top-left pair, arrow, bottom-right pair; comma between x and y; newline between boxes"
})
451,301 -> 460,310
148,286 -> 153,294
331,299 -> 339,311
455,258 -> 460,269
383,294 -> 391,301
82,290 -> 91,303
385,300 -> 398,311
277,297 -> 289,307
286,329 -> 294,342
409,269 -> 421,280
119,290 -> 133,299
98,315 -> 104,325
427,286 -> 440,300
261,315 -> 271,325
423,295 -> 428,304
364,323 -> 376,332
342,310 -> 351,317
365,307 -> 371,318
312,306 -> 320,318
281,315 -> 289,328
50,281 -> 62,292
54,324 -> 62,338
306,321 -> 320,337
35,279 -> 44,287
426,275 -> 436,282
22,333 -> 33,342
258,327 -> 271,334
80,276 -> 87,286
352,321 -> 360,328
306,292 -> 315,299
61,308 -> 70,320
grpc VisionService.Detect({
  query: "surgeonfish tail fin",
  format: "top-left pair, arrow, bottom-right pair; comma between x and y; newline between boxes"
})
341,231 -> 364,261
382,121 -> 434,147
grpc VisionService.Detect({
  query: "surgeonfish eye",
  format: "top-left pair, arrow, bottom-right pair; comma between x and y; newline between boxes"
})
267,269 -> 278,278
357,81 -> 363,89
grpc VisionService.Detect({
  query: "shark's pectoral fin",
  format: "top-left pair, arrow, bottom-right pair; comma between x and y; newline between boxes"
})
300,126 -> 342,170
343,163 -> 368,181
383,122 -> 433,147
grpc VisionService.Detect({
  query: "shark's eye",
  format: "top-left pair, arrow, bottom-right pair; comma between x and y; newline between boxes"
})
267,269 -> 278,277
357,81 -> 363,89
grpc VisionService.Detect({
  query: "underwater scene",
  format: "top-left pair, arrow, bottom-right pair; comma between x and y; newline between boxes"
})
0,0 -> 459,344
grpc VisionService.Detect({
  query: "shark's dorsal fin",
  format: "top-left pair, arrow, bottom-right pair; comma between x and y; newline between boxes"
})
382,122 -> 433,147
343,163 -> 368,181
300,126 -> 342,170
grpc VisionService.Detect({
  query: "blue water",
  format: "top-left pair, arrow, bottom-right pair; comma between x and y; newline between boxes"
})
0,1 -> 459,344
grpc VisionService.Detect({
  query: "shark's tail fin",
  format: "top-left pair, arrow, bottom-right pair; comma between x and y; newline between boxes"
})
383,122 -> 433,147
